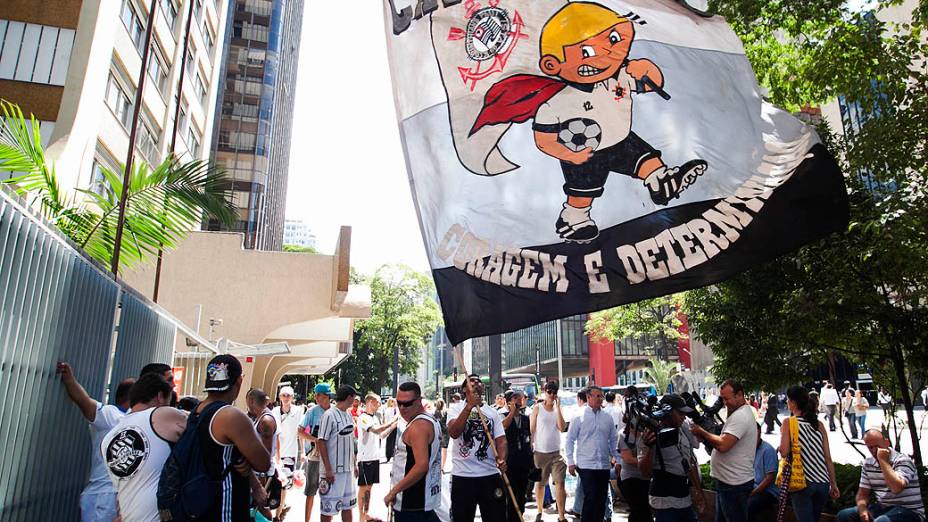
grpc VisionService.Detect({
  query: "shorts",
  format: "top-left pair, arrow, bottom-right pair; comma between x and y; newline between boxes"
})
79,490 -> 117,522
358,460 -> 380,486
280,456 -> 296,477
534,451 -> 567,484
303,460 -> 321,496
559,132 -> 659,198
319,471 -> 357,516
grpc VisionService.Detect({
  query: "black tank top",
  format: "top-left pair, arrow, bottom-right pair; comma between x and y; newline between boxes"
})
197,401 -> 250,522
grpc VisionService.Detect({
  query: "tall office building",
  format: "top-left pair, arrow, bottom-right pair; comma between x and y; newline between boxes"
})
204,0 -> 302,250
0,0 -> 229,192
282,218 -> 316,248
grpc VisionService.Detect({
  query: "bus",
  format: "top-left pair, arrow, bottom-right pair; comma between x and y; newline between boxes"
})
440,373 -> 542,406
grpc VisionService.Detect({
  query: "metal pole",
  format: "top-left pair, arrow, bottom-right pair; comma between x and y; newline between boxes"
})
111,0 -> 159,275
154,0 -> 197,301
489,334 -> 503,398
555,319 -> 564,385
392,344 -> 400,394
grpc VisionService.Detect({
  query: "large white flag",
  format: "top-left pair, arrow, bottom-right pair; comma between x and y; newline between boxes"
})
383,0 -> 848,344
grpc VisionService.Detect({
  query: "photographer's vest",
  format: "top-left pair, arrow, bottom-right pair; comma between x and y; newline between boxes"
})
648,429 -> 692,504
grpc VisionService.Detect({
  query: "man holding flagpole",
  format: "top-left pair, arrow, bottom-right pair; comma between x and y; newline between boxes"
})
447,375 -> 509,522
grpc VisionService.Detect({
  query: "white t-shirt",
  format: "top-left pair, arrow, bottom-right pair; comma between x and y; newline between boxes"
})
710,403 -> 758,485
357,412 -> 382,462
448,403 -> 505,478
820,387 -> 840,406
534,69 -> 636,151
85,401 -> 126,495
273,404 -> 304,460
318,407 -> 356,474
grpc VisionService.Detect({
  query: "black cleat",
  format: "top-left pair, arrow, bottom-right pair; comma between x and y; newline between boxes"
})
644,159 -> 708,205
556,203 -> 599,243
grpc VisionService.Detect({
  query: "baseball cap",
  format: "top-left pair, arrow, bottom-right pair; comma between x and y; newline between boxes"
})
659,393 -> 694,413
204,354 -> 242,392
505,389 -> 525,402
335,385 -> 359,402
313,383 -> 333,396
279,385 -> 295,397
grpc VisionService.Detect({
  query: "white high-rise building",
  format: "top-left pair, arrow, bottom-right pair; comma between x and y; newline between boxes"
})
0,0 -> 229,193
283,219 -> 317,249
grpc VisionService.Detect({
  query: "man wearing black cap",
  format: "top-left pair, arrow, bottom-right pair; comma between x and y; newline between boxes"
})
317,385 -> 360,522
194,354 -> 272,521
638,394 -> 707,522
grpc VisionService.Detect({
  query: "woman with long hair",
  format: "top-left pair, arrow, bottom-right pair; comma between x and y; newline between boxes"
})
433,398 -> 450,471
779,386 -> 840,522
384,397 -> 398,462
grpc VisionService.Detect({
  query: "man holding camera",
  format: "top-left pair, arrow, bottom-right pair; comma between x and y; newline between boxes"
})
565,386 -> 619,522
638,394 -> 707,522
691,380 -> 757,522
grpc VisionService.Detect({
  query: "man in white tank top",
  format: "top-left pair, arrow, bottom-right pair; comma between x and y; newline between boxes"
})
101,373 -> 187,522
384,382 -> 442,522
247,388 -> 280,520
530,381 -> 569,522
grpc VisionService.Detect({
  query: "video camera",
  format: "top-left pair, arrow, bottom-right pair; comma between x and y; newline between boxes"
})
623,388 -> 680,449
680,392 -> 725,454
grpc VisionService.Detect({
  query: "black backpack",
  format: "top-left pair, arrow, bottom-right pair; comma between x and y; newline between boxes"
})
157,401 -> 230,520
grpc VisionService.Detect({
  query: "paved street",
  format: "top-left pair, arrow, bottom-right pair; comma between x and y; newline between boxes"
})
282,407 -> 928,522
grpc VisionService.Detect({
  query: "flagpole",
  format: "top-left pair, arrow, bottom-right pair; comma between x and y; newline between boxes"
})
111,0 -> 159,275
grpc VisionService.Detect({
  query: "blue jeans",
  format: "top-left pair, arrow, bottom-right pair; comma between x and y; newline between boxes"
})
715,480 -> 753,522
837,504 -> 924,522
790,482 -> 830,522
654,507 -> 698,522
856,414 -> 867,435
747,492 -> 778,520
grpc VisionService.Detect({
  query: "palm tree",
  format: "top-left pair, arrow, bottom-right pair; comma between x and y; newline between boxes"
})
0,100 -> 235,273
645,357 -> 680,395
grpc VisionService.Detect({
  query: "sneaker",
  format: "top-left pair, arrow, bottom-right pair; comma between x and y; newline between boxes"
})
644,159 -> 708,205
556,203 -> 599,242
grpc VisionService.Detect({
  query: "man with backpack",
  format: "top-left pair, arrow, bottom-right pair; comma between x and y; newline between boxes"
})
102,373 -> 187,521
157,354 -> 272,521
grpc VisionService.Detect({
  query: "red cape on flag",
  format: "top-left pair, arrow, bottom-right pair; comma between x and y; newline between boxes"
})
469,74 -> 568,136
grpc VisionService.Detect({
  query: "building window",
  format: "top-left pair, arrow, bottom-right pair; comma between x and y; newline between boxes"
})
178,101 -> 189,137
233,20 -> 269,42
160,0 -> 177,30
105,72 -> 134,129
185,42 -> 195,75
147,44 -> 169,94
202,24 -> 215,56
0,21 -> 75,86
194,0 -> 203,22
186,128 -> 201,158
243,0 -> 273,17
137,115 -> 161,164
194,72 -> 208,103
120,0 -> 146,54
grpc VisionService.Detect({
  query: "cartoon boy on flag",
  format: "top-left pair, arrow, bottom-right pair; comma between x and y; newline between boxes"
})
471,2 -> 708,242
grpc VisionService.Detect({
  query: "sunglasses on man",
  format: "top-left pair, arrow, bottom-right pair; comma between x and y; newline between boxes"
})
397,397 -> 420,408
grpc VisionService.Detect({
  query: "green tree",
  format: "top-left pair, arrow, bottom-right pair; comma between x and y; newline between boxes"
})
283,244 -> 320,254
0,101 -> 235,273
337,264 -> 442,395
585,294 -> 685,358
685,0 -> 928,470
645,357 -> 680,395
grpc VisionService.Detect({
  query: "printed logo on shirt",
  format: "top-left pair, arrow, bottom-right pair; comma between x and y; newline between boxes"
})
458,410 -> 493,461
105,428 -> 148,478
338,425 -> 354,436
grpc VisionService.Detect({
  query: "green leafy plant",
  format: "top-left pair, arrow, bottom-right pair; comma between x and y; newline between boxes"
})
645,357 -> 681,395
0,100 -> 236,273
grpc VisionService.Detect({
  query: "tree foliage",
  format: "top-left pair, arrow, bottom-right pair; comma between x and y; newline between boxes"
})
585,294 -> 685,354
337,264 -> 442,395
282,244 -> 320,254
0,101 -> 236,274
685,0 -> 928,467
645,357 -> 680,394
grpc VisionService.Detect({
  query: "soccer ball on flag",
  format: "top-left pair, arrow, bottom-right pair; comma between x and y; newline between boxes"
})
557,118 -> 602,152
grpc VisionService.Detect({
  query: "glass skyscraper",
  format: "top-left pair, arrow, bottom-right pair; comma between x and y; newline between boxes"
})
205,0 -> 302,250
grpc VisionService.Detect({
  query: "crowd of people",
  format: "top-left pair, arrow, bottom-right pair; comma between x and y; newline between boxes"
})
59,357 -> 926,522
